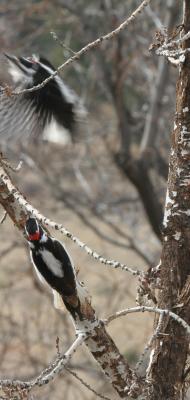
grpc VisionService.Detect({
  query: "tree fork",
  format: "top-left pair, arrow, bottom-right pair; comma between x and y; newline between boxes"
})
0,160 -> 141,398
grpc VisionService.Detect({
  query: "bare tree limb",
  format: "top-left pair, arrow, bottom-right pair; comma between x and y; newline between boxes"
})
0,162 -> 142,277
105,306 -> 190,335
2,0 -> 152,96
0,160 -> 141,398
0,333 -> 86,390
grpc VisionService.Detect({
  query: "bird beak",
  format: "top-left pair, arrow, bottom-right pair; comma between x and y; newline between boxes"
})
4,53 -> 20,67
4,53 -> 35,73
4,53 -> 26,75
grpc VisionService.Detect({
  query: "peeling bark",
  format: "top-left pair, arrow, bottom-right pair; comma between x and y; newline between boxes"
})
64,286 -> 134,398
147,2 -> 190,399
0,169 -> 27,229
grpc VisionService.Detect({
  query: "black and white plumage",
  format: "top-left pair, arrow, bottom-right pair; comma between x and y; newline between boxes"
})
25,217 -> 77,310
0,54 -> 83,142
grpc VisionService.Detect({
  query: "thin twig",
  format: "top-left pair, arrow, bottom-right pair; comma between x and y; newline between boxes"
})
0,165 -> 142,277
6,0 -> 151,96
104,306 -> 190,335
160,29 -> 190,51
66,367 -> 113,400
0,334 -> 86,391
50,31 -> 76,55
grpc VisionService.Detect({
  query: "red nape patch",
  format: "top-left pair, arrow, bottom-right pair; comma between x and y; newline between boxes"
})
28,231 -> 40,241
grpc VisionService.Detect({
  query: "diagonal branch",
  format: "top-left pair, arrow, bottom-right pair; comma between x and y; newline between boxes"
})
0,162 -> 142,277
2,0 -> 151,96
0,334 -> 86,391
0,160 -> 141,398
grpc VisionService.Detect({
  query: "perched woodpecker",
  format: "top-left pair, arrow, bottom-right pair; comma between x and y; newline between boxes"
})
0,54 -> 84,142
25,217 -> 77,310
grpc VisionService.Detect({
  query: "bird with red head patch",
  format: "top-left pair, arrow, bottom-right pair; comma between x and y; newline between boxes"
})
25,217 -> 42,242
25,217 -> 77,310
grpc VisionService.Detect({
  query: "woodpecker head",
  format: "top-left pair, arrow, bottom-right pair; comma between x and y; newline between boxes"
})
5,54 -> 40,85
25,217 -> 47,244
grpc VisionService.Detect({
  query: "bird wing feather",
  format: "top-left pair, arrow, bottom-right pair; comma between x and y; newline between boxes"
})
0,91 -> 42,141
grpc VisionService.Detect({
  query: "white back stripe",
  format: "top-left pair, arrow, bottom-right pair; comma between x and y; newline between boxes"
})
40,249 -> 64,278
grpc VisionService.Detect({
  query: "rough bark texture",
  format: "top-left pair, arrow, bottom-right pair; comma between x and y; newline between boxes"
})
0,161 -> 138,399
0,170 -> 28,229
63,288 -> 135,398
148,3 -> 190,399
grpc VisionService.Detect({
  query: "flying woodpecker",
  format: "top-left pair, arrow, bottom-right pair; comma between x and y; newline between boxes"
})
0,54 -> 84,142
25,217 -> 77,311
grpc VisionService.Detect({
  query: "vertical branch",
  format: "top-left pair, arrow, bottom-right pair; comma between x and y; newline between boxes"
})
147,2 -> 190,399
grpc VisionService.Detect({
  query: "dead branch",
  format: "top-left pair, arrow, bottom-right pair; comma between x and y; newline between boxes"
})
0,162 -> 142,277
105,306 -> 190,335
0,334 -> 86,391
2,0 -> 152,96
0,160 -> 141,398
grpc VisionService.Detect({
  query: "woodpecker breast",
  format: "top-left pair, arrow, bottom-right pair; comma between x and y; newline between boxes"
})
0,54 -> 85,142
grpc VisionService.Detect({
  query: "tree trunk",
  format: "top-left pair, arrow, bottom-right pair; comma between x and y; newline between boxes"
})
148,2 -> 190,399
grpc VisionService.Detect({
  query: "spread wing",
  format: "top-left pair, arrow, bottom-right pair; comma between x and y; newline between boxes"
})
0,90 -> 42,141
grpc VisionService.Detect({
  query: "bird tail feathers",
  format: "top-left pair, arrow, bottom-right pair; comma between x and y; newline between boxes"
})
53,290 -> 65,312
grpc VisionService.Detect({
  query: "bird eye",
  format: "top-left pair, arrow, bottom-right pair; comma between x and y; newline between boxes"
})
19,57 -> 39,71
